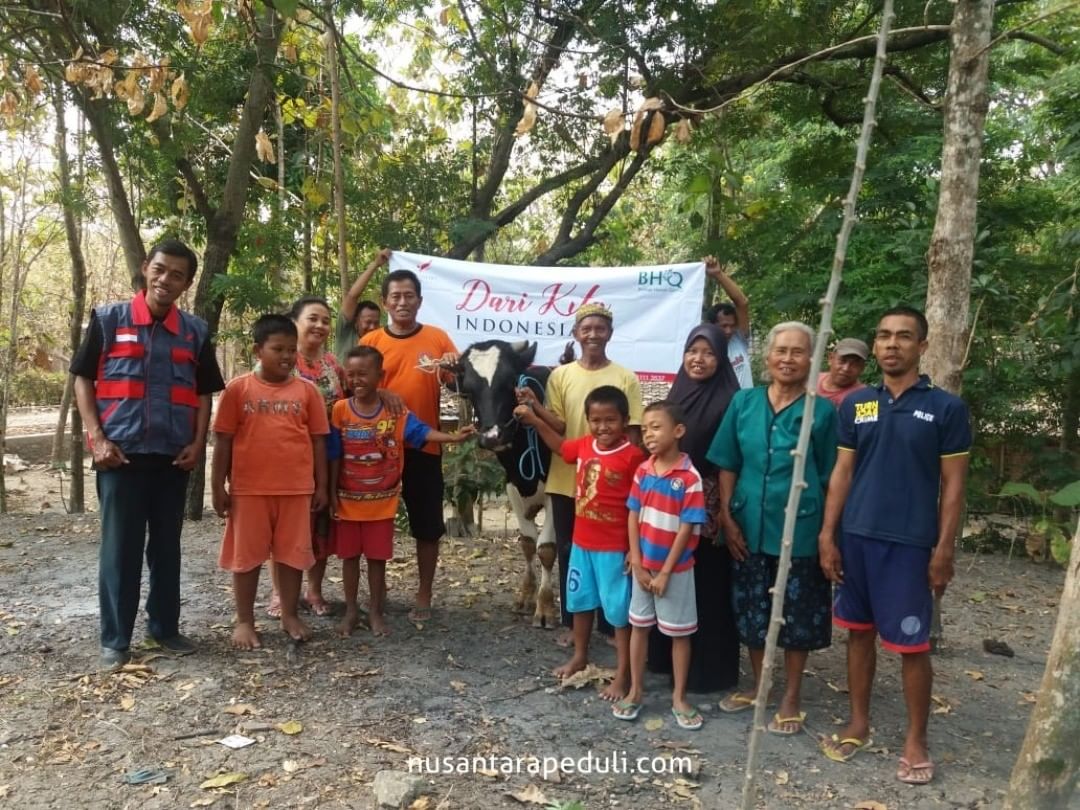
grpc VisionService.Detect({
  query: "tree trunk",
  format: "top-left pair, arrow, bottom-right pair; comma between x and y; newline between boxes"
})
922,0 -> 994,647
185,7 -> 284,520
1004,519 -> 1080,808
73,94 -> 145,289
923,0 -> 994,393
326,16 -> 349,300
52,87 -> 87,510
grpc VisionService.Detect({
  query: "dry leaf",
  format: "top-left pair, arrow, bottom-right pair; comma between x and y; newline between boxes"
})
0,91 -> 17,120
119,694 -> 135,711
276,720 -> 303,735
223,703 -> 256,716
601,108 -> 624,144
190,799 -> 216,808
514,102 -> 537,137
409,798 -> 435,810
199,772 -> 248,789
965,670 -> 985,681
100,49 -> 119,66
639,96 -> 663,112
853,802 -> 888,810
449,680 -> 466,693
282,760 -> 299,774
554,663 -> 614,691
438,6 -> 451,26
24,64 -> 44,95
255,129 -> 275,163
171,74 -> 190,109
507,784 -> 548,805
675,118 -> 692,144
146,93 -> 168,123
931,694 -> 952,715
775,770 -> 789,785
364,737 -> 412,755
282,43 -> 298,63
646,110 -> 666,146
644,716 -> 664,731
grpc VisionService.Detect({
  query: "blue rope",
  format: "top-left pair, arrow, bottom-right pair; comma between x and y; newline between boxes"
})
517,372 -> 548,483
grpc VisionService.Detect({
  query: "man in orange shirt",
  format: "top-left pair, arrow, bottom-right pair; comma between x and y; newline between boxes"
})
361,265 -> 459,621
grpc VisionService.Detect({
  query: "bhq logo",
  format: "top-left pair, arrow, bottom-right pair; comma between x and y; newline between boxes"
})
637,267 -> 683,292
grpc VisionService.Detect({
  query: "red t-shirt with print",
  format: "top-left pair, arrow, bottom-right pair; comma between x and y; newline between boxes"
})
560,436 -> 647,552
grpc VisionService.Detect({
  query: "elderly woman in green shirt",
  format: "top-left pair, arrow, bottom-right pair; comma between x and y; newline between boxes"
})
707,321 -> 838,735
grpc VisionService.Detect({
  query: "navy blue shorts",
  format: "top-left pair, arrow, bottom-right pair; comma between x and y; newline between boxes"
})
833,533 -> 932,654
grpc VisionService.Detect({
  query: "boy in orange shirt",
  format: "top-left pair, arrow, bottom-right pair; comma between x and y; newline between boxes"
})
329,346 -> 474,637
212,314 -> 329,650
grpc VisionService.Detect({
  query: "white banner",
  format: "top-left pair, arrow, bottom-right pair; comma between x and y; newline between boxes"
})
388,252 -> 705,382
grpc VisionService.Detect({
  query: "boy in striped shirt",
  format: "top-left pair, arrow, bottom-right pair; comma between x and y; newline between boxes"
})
619,401 -> 708,730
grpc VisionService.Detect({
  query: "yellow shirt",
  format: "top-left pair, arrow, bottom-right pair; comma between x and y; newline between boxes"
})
544,361 -> 643,497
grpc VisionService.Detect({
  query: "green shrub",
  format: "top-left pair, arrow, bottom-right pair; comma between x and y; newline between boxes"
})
8,369 -> 66,407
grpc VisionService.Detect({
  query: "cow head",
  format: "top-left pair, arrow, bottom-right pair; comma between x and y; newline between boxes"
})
456,340 -> 538,451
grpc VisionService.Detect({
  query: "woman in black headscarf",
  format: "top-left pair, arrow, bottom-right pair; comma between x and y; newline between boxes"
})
646,324 -> 742,692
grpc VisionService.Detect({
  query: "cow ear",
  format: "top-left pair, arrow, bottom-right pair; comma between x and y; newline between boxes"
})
517,341 -> 538,368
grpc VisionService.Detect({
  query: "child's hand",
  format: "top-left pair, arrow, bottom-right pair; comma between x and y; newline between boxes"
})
650,571 -> 670,597
329,491 -> 341,519
311,486 -> 328,513
634,565 -> 653,591
212,487 -> 230,518
513,403 -> 537,425
454,425 -> 478,442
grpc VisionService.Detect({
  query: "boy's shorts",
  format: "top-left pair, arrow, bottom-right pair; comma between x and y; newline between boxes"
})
219,494 -> 315,574
629,568 -> 697,637
333,518 -> 394,561
565,544 -> 630,628
833,532 -> 933,654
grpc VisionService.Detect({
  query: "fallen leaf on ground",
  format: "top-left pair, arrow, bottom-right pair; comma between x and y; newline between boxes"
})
190,799 -> 215,808
931,695 -> 952,715
409,798 -> 435,810
276,720 -> 303,735
476,768 -> 500,778
853,802 -> 887,810
119,694 -> 135,711
199,772 -> 248,789
969,591 -> 986,603
223,703 -> 255,716
775,770 -> 789,785
450,680 -> 466,693
553,663 -> 614,691
654,741 -> 701,753
282,760 -> 299,774
364,738 -> 412,754
965,670 -> 985,681
507,784 -> 548,805
644,716 -> 664,731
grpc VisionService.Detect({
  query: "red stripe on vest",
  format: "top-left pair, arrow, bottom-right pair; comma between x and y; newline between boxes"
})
96,380 -> 145,399
171,347 -> 195,364
107,342 -> 146,359
170,386 -> 200,408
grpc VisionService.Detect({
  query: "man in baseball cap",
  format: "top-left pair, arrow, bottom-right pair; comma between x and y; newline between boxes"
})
817,337 -> 869,407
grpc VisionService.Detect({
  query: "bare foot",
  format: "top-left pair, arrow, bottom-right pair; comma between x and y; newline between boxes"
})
553,655 -> 588,680
554,628 -> 574,648
600,674 -> 628,702
281,614 -> 313,642
338,610 -> 361,637
370,612 -> 390,637
231,622 -> 261,650
266,591 -> 282,618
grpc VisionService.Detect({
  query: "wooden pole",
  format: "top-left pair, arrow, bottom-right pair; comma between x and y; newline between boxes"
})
739,2 -> 895,806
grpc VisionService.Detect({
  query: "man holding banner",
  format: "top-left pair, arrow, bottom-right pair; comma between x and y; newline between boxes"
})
360,264 -> 459,623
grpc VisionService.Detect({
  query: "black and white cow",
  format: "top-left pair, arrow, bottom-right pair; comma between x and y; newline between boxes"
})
454,340 -> 558,628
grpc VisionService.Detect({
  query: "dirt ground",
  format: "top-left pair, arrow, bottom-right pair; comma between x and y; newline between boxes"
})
0,457 -> 1070,810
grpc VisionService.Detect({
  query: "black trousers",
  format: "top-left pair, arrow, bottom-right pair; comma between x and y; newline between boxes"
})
96,456 -> 189,651
550,493 -> 614,636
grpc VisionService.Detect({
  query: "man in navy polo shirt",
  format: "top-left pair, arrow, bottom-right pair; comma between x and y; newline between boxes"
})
817,306 -> 970,786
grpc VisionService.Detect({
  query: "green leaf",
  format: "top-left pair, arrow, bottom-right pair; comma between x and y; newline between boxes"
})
274,0 -> 300,18
995,482 -> 1044,504
1049,480 -> 1080,508
1050,532 -> 1073,566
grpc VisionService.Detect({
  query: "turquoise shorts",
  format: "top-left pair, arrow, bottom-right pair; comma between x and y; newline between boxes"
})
565,544 -> 630,628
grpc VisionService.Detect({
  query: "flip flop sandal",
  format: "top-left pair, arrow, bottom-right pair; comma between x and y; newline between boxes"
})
820,733 -> 874,763
718,693 -> 755,713
767,711 -> 807,736
897,757 -> 935,784
612,700 -> 642,721
671,707 -> 703,731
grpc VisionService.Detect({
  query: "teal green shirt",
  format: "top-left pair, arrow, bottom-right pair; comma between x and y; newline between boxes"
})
706,387 -> 838,558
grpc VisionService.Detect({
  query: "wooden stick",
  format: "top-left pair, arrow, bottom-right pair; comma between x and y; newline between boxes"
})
738,2 -> 896,808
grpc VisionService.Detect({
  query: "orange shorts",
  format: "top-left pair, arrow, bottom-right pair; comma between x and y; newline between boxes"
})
333,518 -> 395,561
219,494 -> 315,573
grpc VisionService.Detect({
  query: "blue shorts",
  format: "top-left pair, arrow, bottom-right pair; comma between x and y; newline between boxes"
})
833,533 -> 933,654
565,545 -> 630,628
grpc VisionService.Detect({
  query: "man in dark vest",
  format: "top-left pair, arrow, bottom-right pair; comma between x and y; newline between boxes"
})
71,239 -> 225,668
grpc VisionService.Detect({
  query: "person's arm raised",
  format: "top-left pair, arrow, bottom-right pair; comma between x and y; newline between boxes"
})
342,248 -> 390,323
705,255 -> 750,337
